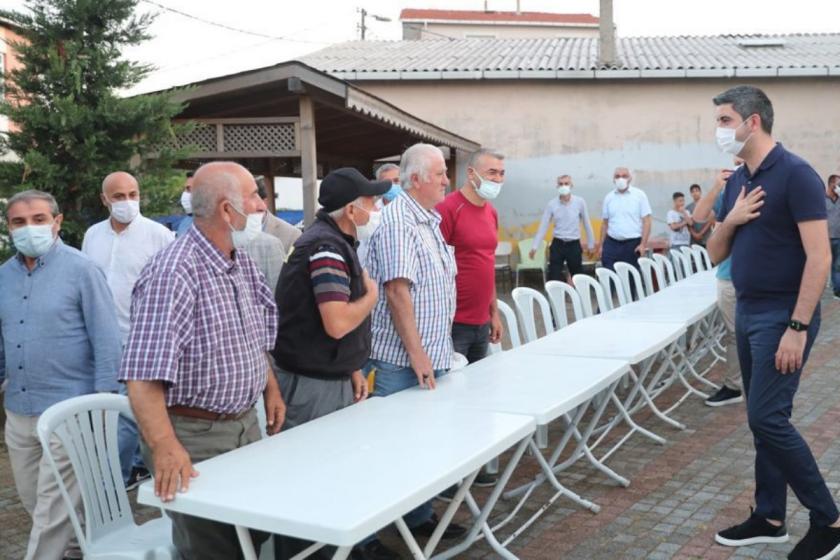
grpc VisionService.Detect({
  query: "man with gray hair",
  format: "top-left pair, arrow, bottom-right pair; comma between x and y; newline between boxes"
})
1,189 -> 122,560
120,162 -> 285,559
82,171 -> 175,489
598,167 -> 652,271
364,143 -> 467,543
375,162 -> 403,205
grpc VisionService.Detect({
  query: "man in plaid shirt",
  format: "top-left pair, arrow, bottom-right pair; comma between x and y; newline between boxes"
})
120,162 -> 284,560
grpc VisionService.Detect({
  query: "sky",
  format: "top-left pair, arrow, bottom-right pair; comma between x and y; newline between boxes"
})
2,0 -> 839,94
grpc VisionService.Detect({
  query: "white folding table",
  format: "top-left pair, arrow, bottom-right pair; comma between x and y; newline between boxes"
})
387,352 -> 631,550
138,397 -> 535,560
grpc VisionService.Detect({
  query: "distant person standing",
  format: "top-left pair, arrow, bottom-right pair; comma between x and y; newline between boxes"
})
597,167 -> 652,270
82,171 -> 175,489
375,163 -> 403,205
256,176 -> 301,257
176,171 -> 194,237
709,85 -> 840,559
666,192 -> 693,249
687,183 -> 714,246
531,174 -> 595,282
826,174 -> 840,299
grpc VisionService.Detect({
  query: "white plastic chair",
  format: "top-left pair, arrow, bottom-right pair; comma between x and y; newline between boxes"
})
511,287 -> 555,343
595,267 -> 628,309
669,249 -> 691,281
692,245 -> 713,270
652,253 -> 677,287
37,394 -> 176,560
544,281 -> 584,328
489,299 -> 522,355
451,352 -> 469,370
614,262 -> 646,302
680,246 -> 697,274
571,274 -> 610,317
638,256 -> 666,295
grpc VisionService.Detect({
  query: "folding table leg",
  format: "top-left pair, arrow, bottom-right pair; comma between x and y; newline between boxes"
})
430,436 -> 531,560
236,525 -> 259,560
395,518 -> 429,560
329,547 -> 352,560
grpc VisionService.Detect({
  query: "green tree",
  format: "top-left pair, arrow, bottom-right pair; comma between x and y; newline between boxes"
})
0,0 -> 190,248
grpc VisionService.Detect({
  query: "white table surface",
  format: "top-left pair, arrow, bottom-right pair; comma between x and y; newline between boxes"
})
521,318 -> 685,363
595,294 -> 716,325
388,352 -> 630,425
138,398 -> 534,547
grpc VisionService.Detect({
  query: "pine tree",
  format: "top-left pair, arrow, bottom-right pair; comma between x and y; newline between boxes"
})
0,0 -> 189,249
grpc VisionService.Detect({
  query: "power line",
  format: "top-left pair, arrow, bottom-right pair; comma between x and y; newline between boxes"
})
141,0 -> 327,44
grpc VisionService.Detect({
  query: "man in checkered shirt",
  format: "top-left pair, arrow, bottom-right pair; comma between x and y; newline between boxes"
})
120,162 -> 285,560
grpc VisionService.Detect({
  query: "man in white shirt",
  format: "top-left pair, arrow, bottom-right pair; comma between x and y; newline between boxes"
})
82,171 -> 174,488
598,167 -> 652,270
667,191 -> 693,248
530,174 -> 596,282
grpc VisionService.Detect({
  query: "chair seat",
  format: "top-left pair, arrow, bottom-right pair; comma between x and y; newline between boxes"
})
88,517 -> 176,559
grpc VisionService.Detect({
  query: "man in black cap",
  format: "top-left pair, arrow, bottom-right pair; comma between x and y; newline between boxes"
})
271,168 -> 395,559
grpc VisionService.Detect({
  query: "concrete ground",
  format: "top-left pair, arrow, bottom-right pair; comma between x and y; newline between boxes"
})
2,288 -> 839,560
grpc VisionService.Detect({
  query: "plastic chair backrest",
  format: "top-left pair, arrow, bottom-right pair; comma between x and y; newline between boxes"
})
544,280 -> 584,328
572,274 -> 610,317
695,245 -> 713,270
37,394 -> 136,551
511,287 -> 554,343
669,249 -> 689,281
495,241 -> 513,257
614,262 -> 646,302
516,238 -> 546,270
595,267 -> 628,309
652,253 -> 677,287
691,245 -> 706,272
680,245 -> 696,273
494,299 -> 522,350
638,256 -> 665,295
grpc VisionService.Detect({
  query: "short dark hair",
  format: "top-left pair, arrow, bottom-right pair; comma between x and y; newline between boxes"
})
713,85 -> 774,134
828,174 -> 840,186
254,175 -> 267,199
185,170 -> 194,178
689,184 -> 701,192
673,192 -> 685,201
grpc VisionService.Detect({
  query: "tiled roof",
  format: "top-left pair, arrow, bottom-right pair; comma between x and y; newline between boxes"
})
399,9 -> 599,26
301,34 -> 840,80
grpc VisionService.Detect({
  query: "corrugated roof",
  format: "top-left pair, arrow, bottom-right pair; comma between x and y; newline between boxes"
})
301,34 -> 840,80
399,9 -> 599,25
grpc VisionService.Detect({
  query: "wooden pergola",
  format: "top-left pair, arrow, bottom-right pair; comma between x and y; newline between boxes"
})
154,61 -> 480,225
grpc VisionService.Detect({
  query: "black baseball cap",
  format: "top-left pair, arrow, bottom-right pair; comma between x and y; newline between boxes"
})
319,167 -> 393,212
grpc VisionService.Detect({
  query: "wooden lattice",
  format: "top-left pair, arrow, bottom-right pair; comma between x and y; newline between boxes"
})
223,123 -> 296,153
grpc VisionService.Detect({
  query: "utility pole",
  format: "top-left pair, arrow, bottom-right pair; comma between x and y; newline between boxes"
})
358,8 -> 391,40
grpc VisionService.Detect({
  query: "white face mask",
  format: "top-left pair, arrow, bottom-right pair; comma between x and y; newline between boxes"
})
471,170 -> 503,200
109,199 -> 140,224
180,191 -> 192,214
716,117 -> 752,156
614,178 -> 629,191
834,185 -> 840,197
229,206 -> 264,248
353,204 -> 381,242
557,185 -> 571,197
12,224 -> 56,258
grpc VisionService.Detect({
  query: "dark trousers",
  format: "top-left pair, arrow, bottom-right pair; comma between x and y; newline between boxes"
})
601,236 -> 641,271
736,304 -> 838,526
548,238 -> 583,281
452,322 -> 491,363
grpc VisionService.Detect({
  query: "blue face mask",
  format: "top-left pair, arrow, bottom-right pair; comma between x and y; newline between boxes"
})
383,183 -> 403,202
12,224 -> 56,258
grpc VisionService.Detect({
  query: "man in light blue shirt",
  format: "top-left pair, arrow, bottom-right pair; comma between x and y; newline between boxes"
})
1,190 -> 122,560
598,167 -> 652,271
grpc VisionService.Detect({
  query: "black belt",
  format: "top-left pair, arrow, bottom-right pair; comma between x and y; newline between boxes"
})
607,236 -> 641,244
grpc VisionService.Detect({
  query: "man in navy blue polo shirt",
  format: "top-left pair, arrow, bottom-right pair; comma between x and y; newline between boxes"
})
707,85 -> 840,560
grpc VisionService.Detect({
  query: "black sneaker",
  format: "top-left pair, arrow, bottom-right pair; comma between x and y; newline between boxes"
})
437,484 -> 458,502
789,523 -> 840,560
351,540 -> 400,560
125,466 -> 151,491
705,386 -> 744,408
715,509 -> 788,547
412,513 -> 467,540
474,471 -> 498,488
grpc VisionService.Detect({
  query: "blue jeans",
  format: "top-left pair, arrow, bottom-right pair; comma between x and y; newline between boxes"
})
601,236 -> 641,272
359,359 -> 448,544
736,304 -> 838,526
830,238 -> 840,292
117,385 -> 144,484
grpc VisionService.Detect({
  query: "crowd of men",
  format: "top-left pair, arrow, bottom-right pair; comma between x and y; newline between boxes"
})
2,84 -> 840,560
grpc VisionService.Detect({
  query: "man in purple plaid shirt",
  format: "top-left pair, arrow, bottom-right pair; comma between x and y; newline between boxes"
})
120,162 -> 285,560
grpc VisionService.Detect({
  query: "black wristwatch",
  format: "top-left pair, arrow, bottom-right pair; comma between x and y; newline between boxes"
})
788,320 -> 809,332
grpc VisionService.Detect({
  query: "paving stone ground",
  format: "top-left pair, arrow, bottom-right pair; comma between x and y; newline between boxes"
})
2,289 -> 839,560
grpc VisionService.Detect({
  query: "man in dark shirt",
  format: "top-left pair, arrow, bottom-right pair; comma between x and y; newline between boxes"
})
708,85 -> 840,560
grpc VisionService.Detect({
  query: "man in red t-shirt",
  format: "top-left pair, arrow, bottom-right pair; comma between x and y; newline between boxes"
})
437,149 -> 505,364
